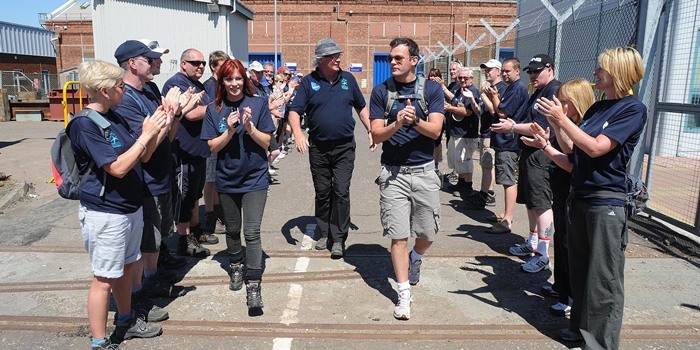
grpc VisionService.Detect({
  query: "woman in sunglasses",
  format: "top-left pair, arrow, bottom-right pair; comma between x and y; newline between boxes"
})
68,60 -> 169,349
531,47 -> 646,349
200,58 -> 276,314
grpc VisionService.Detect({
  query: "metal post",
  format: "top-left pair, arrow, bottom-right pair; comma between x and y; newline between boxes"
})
274,0 -> 278,69
538,0 -> 585,76
480,18 -> 520,61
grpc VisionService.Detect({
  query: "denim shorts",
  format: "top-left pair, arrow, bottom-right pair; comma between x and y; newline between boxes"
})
79,205 -> 143,279
375,162 -> 441,241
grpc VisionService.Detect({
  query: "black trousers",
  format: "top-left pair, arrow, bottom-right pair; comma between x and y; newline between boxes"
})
550,171 -> 572,307
308,138 -> 355,244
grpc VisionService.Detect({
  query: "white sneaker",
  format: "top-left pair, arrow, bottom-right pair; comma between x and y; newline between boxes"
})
277,152 -> 286,159
393,290 -> 411,320
268,168 -> 277,176
521,254 -> 550,273
509,242 -> 535,257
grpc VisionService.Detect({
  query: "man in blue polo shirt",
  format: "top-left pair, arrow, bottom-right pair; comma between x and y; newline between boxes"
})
369,37 -> 444,320
483,58 -> 528,234
288,37 -> 373,259
162,48 -> 217,258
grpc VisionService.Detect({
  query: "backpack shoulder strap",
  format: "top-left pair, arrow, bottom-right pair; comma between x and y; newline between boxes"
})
83,109 -> 111,142
124,85 -> 151,117
384,77 -> 398,118
414,75 -> 429,116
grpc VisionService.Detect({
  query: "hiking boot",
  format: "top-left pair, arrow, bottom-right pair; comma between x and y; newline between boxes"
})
540,284 -> 559,298
229,263 -> 244,291
521,254 -> 550,273
550,302 -> 571,317
132,291 -> 169,322
408,257 -> 422,286
509,242 -> 535,257
314,237 -> 328,251
110,312 -> 162,344
246,281 -> 264,309
330,242 -> 344,259
559,328 -> 583,342
159,244 -> 187,270
177,235 -> 210,258
92,339 -> 119,350
192,225 -> 219,245
393,289 -> 411,320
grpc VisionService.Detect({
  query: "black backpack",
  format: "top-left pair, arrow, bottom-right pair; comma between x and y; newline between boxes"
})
383,75 -> 429,118
50,109 -> 110,200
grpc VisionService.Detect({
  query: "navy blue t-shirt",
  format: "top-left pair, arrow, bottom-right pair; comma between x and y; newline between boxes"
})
289,69 -> 365,142
491,79 -> 528,151
162,72 -> 212,159
447,84 -> 481,138
370,77 -> 444,166
253,82 -> 271,99
203,76 -> 217,102
112,83 -> 172,196
67,109 -> 143,214
200,95 -> 276,194
517,79 -> 561,150
572,96 -> 647,206
480,81 -> 508,138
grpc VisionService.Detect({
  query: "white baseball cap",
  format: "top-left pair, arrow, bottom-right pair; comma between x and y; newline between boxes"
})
138,39 -> 169,54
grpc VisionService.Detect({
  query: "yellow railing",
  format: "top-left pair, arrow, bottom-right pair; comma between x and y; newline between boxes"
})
62,81 -> 85,127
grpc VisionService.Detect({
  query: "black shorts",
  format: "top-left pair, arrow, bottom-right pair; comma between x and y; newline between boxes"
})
495,150 -> 519,186
516,147 -> 553,210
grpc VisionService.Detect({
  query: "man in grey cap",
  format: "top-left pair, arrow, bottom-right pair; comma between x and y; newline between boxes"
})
288,38 -> 374,258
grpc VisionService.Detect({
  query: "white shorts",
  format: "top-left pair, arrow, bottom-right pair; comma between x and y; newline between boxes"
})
447,137 -> 478,174
79,205 -> 143,279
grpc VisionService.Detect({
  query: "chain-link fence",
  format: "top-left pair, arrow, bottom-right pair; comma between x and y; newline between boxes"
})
645,0 -> 700,231
0,71 -> 61,99
514,0 -> 700,234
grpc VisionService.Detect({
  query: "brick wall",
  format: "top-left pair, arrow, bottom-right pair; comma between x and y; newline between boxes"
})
246,0 -> 518,93
0,54 -> 57,74
44,21 -> 94,72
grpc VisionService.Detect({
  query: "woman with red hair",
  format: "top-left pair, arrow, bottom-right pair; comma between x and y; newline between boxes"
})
201,58 -> 275,314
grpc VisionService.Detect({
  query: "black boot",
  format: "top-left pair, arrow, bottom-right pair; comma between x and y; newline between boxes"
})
246,280 -> 264,309
229,263 -> 244,291
159,241 -> 187,269
191,224 -> 219,245
177,234 -> 210,258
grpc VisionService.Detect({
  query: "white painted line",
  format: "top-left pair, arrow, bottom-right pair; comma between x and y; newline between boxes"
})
272,338 -> 293,350
274,257 -> 311,349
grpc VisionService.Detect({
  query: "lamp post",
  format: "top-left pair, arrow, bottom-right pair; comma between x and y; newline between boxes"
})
274,0 -> 278,70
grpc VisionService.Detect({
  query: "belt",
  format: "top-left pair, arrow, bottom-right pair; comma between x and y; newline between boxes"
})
385,162 -> 434,174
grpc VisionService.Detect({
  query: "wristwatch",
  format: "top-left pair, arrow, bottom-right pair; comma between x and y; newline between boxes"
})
411,117 -> 421,127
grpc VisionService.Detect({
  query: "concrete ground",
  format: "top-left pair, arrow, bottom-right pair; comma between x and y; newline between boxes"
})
0,117 -> 698,350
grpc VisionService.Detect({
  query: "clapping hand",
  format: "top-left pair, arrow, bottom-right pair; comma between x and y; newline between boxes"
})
399,98 -> 416,127
142,106 -> 168,137
490,117 -> 516,134
536,95 -> 565,126
227,109 -> 241,130
520,123 -> 550,149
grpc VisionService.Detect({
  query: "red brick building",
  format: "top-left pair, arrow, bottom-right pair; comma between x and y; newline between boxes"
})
41,1 -> 93,74
246,0 -> 518,92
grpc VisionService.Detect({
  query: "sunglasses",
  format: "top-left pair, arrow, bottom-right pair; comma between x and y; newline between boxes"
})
186,60 -> 207,67
284,72 -> 291,76
526,67 -> 545,75
324,53 -> 342,60
458,76 -> 474,80
113,82 -> 125,90
387,55 -> 412,64
134,57 -> 153,65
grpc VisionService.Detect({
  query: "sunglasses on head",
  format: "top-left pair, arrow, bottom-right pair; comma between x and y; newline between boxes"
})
186,60 -> 207,67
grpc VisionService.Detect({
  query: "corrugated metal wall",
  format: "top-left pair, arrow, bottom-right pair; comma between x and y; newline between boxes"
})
0,22 -> 56,58
92,0 -> 251,88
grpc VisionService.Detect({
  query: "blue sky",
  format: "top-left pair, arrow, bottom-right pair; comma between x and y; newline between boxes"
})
1,0 -> 72,28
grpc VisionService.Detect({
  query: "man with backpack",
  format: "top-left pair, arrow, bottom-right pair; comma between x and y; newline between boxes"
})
369,37 -> 444,320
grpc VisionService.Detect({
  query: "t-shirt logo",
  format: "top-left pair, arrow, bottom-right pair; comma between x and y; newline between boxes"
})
311,82 -> 321,91
341,78 -> 349,90
603,121 -> 609,129
218,117 -> 228,132
109,131 -> 122,148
